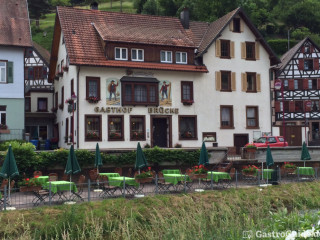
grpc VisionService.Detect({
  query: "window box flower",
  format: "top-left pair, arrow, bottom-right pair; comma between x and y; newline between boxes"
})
0,124 -> 9,134
86,132 -> 99,140
182,100 -> 194,106
245,144 -> 257,152
182,131 -> 193,138
65,98 -> 73,105
135,167 -> 154,183
283,162 -> 297,173
0,124 -> 8,130
87,96 -> 100,104
242,165 -> 259,176
58,103 -> 64,110
109,132 -> 121,139
132,132 -> 144,140
63,65 -> 69,72
19,177 -> 42,192
188,165 -> 208,179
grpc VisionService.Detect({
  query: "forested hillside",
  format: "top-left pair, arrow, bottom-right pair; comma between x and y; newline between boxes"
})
28,0 -> 320,56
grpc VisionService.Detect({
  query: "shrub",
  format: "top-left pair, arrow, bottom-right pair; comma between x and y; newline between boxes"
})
267,39 -> 298,56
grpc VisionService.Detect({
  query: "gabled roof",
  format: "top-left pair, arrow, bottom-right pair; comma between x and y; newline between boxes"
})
275,37 -> 319,72
33,41 -> 50,65
0,0 -> 32,47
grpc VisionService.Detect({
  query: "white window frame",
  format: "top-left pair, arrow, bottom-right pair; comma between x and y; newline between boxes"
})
115,47 -> 128,60
176,52 -> 187,64
131,49 -> 144,61
0,61 -> 7,83
160,51 -> 172,63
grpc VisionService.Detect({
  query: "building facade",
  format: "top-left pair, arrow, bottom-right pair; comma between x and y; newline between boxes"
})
0,0 -> 32,141
272,37 -> 320,146
49,6 -> 279,151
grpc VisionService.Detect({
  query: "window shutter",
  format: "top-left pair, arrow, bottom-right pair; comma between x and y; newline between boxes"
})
318,78 -> 320,89
256,74 -> 261,92
241,42 -> 246,59
313,59 -> 319,70
288,79 -> 294,90
231,72 -> 236,91
229,21 -> 233,31
240,19 -> 244,32
42,66 -> 48,79
28,67 -> 34,80
303,79 -> 309,89
275,101 -> 280,112
215,40 -> 221,57
289,101 -> 295,112
7,62 -> 13,83
298,59 -> 304,70
230,41 -> 235,58
301,46 -> 305,53
215,71 -> 221,90
255,42 -> 260,60
310,46 -> 314,53
241,73 -> 246,91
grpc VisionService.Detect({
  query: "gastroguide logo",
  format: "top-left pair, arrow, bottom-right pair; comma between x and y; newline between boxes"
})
242,229 -> 320,239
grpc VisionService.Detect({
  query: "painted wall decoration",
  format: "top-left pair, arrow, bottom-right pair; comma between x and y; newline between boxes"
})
159,80 -> 172,106
106,78 -> 120,105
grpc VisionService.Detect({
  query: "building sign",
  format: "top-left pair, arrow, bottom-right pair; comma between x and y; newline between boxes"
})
106,78 -> 120,106
159,80 -> 172,106
148,107 -> 178,114
94,106 -> 179,114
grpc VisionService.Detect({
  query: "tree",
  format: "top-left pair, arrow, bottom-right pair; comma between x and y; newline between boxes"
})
134,0 -> 147,14
27,0 -> 51,21
142,0 -> 158,15
158,0 -> 178,16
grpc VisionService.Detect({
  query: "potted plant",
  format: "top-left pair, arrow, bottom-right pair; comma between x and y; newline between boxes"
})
0,124 -> 10,134
132,131 -> 144,140
182,131 -> 193,138
86,132 -> 99,140
283,162 -> 297,173
135,167 -> 153,183
242,165 -> 259,176
87,96 -> 100,104
245,144 -> 257,152
109,132 -> 121,139
188,165 -> 208,179
19,177 -> 42,192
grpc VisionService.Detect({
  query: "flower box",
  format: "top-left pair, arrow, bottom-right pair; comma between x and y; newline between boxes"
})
135,177 -> 153,184
0,129 -> 10,134
59,104 -> 64,110
87,96 -> 100,104
63,66 -> 69,72
182,100 -> 194,106
20,186 -> 42,192
191,173 -> 208,179
246,148 -> 256,153
58,71 -> 63,77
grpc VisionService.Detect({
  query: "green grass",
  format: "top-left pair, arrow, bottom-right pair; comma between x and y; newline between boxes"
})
1,182 -> 320,239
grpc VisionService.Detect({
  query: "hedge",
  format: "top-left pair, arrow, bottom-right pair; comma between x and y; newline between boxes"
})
0,141 -> 201,178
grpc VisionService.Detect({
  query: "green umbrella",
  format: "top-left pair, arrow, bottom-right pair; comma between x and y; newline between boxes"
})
94,143 -> 102,174
65,145 -> 81,199
301,141 -> 311,167
135,142 -> 147,173
0,145 -> 19,205
266,145 -> 274,167
198,142 -> 209,166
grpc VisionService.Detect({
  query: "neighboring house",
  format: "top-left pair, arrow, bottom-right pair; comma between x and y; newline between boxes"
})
0,0 -> 32,141
272,37 -> 320,146
24,42 -> 55,148
49,4 -> 279,151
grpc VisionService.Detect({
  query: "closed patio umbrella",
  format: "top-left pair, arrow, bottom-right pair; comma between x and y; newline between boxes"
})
95,143 -> 102,174
0,145 -> 19,205
301,141 -> 311,167
264,145 -> 274,184
135,142 -> 147,173
198,142 -> 209,166
65,145 -> 81,198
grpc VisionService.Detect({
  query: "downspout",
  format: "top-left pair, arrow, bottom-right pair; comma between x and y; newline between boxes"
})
76,66 -> 80,149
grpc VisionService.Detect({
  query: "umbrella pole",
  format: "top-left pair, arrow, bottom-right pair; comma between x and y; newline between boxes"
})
261,162 -> 264,183
304,161 -> 306,167
70,175 -> 72,200
267,166 -> 268,184
8,177 -> 10,206
97,167 -> 100,189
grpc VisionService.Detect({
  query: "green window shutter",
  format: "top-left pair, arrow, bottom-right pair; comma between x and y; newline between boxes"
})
7,61 -> 13,83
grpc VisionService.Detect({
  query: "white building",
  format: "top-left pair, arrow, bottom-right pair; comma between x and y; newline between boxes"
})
49,6 -> 279,152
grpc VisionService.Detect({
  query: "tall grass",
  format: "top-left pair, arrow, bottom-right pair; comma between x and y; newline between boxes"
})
1,182 -> 320,239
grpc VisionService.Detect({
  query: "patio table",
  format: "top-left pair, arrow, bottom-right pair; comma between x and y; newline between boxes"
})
99,173 -> 120,178
108,177 -> 139,187
162,169 -> 181,174
295,167 -> 315,176
35,176 -> 49,185
259,169 -> 274,180
43,181 -> 78,194
206,172 -> 231,182
163,174 -> 191,185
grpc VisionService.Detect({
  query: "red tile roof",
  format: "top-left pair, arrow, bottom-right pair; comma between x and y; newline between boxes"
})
0,0 -> 32,47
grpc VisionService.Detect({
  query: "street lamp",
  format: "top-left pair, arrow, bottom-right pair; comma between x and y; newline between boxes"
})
71,92 -> 77,146
275,80 -> 285,146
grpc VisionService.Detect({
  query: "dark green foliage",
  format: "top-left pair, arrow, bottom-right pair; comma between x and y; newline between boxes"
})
267,39 -> 298,56
27,0 -> 51,20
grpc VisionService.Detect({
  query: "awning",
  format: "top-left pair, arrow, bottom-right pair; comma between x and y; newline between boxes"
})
120,76 -> 159,83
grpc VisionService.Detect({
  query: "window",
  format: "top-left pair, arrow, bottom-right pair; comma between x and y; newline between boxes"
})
130,116 -> 145,141
294,79 -> 303,90
246,73 -> 256,92
37,98 -> 48,112
0,61 -> 7,83
71,79 -> 74,96
57,64 -> 60,74
122,82 -> 158,106
246,42 -> 255,60
179,116 -> 197,140
131,49 -> 144,61
308,79 -> 317,90
220,106 -> 233,128
160,51 -> 172,63
65,118 -> 69,142
0,106 -> 6,125
304,59 -> 313,70
55,92 -> 58,109
305,46 -> 310,53
220,40 -> 230,58
85,115 -> 101,141
221,71 -> 231,91
39,126 -> 47,140
246,106 -> 259,128
311,101 -> 319,111
233,18 -> 240,32
283,80 -> 289,90
181,81 -> 193,103
176,52 -> 187,64
61,86 -> 64,108
25,97 -> 31,112
115,47 -> 128,60
86,77 -> 100,99
280,102 -> 289,112
108,115 -> 124,141
295,101 -> 303,112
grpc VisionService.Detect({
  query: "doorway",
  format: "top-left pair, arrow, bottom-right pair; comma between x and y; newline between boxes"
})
151,116 -> 172,148
234,134 -> 249,154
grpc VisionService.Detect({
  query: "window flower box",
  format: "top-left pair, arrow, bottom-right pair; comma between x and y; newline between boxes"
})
0,129 -> 10,134
109,132 -> 121,139
58,104 -> 64,110
87,96 -> 100,104
86,132 -> 99,140
135,168 -> 154,183
245,144 -> 257,152
182,100 -> 194,106
182,131 -> 193,138
132,132 -> 144,140
63,65 -> 69,72
20,186 -> 42,192
65,98 -> 73,105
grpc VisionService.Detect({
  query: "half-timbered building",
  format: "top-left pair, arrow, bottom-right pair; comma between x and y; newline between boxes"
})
49,5 -> 279,151
272,37 -> 320,146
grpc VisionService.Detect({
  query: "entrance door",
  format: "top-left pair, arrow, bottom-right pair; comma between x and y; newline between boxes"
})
151,116 -> 171,148
312,122 -> 319,141
234,134 -> 249,154
280,126 -> 301,146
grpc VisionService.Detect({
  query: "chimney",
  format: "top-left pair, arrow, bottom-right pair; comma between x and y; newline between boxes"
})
180,8 -> 189,29
90,2 -> 98,10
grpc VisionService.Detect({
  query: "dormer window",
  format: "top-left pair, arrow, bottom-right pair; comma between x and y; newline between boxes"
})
305,46 -> 310,54
176,52 -> 187,64
160,51 -> 172,63
131,49 -> 144,61
233,18 -> 240,32
115,47 -> 128,60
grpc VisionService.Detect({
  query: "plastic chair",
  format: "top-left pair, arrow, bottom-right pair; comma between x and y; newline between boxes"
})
89,170 -> 98,182
99,175 -> 117,198
49,175 -> 58,182
77,175 -> 86,194
114,167 -> 122,176
0,179 -> 9,191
